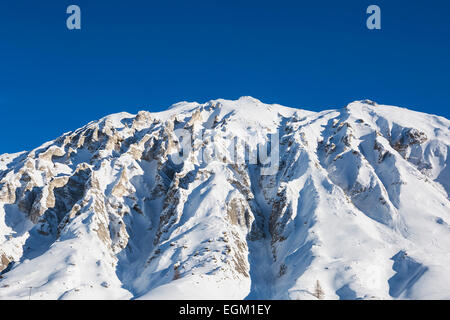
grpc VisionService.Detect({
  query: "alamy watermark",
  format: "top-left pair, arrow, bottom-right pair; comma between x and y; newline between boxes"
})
66,5 -> 81,30
366,5 -> 381,30
169,128 -> 280,176
66,5 -> 381,31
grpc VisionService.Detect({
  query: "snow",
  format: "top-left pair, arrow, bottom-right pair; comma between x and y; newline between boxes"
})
1,97 -> 450,300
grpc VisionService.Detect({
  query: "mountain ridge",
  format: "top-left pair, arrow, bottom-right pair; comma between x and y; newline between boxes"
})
0,97 -> 449,300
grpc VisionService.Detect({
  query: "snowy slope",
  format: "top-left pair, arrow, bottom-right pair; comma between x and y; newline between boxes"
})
0,97 -> 449,300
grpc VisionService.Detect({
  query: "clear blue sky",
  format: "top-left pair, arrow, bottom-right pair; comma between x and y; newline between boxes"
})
0,0 -> 449,154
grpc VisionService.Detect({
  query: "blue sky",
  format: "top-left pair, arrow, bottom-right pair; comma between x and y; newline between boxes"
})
0,0 -> 449,154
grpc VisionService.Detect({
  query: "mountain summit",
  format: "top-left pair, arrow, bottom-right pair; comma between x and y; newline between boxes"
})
0,97 -> 449,299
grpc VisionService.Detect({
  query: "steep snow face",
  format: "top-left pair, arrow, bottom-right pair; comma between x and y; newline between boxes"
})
0,97 -> 449,300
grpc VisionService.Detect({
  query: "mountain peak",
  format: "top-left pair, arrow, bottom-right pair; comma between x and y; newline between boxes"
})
1,98 -> 449,300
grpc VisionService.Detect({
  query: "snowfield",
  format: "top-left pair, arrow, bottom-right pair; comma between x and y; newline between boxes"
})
0,97 -> 449,300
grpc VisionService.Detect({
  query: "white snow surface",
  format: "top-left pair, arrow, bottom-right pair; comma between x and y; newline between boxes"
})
0,97 -> 449,300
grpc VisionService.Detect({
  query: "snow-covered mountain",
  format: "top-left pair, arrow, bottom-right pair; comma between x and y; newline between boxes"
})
1,97 -> 449,300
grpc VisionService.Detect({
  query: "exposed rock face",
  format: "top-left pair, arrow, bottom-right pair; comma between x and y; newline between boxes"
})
0,253 -> 11,273
0,97 -> 450,300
